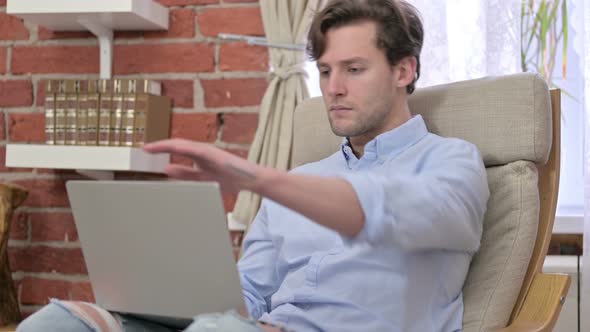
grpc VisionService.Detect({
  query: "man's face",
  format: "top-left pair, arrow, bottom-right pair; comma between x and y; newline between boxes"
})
317,21 -> 400,140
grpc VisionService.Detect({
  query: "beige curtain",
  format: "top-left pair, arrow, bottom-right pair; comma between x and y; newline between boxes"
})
231,0 -> 325,229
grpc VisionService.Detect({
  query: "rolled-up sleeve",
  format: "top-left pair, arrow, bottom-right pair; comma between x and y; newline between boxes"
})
340,140 -> 489,252
237,200 -> 281,319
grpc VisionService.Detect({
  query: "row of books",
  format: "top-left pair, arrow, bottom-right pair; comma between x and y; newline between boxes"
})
44,79 -> 171,147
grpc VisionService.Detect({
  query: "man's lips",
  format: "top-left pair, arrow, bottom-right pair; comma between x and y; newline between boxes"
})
329,105 -> 352,112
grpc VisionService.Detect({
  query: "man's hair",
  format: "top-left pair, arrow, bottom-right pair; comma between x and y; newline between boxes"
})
307,0 -> 424,94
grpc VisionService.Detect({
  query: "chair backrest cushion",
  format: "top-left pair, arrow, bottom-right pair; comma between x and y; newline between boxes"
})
291,73 -> 551,168
290,73 -> 552,330
462,161 -> 539,331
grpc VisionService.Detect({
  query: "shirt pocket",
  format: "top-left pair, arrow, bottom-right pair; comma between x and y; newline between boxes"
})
304,247 -> 343,288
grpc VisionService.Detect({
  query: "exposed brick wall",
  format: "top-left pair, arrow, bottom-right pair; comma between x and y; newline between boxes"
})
0,0 -> 266,316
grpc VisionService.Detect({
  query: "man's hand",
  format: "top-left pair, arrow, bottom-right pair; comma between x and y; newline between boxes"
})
143,139 -> 265,193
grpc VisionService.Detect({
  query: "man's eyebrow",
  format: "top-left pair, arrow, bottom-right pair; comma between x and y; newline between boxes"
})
317,57 -> 369,68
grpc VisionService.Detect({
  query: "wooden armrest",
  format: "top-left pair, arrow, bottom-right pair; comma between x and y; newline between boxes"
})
497,273 -> 570,332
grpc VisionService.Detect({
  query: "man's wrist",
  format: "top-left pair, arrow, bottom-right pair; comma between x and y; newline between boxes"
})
250,166 -> 284,197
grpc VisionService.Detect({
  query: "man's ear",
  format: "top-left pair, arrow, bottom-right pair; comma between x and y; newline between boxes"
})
395,56 -> 417,90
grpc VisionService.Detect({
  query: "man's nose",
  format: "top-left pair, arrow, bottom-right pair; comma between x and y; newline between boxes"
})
326,72 -> 346,97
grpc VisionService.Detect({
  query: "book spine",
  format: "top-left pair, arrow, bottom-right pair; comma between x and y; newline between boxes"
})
98,79 -> 113,146
44,80 -> 58,145
132,94 -> 147,147
98,94 -> 112,146
45,108 -> 55,145
110,95 -> 123,146
134,79 -> 161,95
122,94 -> 135,147
65,93 -> 78,145
76,94 -> 88,145
64,80 -> 78,145
55,81 -> 67,145
109,79 -> 125,146
87,93 -> 100,146
86,80 -> 99,146
45,107 -> 55,145
86,97 -> 100,146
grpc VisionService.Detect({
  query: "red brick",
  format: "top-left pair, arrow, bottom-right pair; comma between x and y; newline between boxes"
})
0,47 -> 6,73
202,78 -> 267,107
36,80 -> 46,107
157,0 -> 218,5
232,247 -> 241,261
10,211 -> 28,240
221,113 -> 258,144
0,0 -> 6,6
145,9 -> 195,39
19,277 -> 95,304
12,179 -> 69,208
20,277 -> 69,305
222,191 -> 237,212
38,28 -> 93,40
0,80 -> 33,107
114,43 -> 214,74
224,148 -> 248,159
30,212 -> 78,242
8,246 -> 87,274
198,7 -> 264,37
12,46 -> 99,74
170,113 -> 218,142
0,13 -> 29,40
70,281 -> 95,302
8,113 -> 44,143
229,230 -> 244,247
219,42 -> 268,71
0,111 -> 5,139
161,80 -> 194,108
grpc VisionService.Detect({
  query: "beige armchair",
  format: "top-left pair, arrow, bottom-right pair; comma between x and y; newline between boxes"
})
290,73 -> 569,332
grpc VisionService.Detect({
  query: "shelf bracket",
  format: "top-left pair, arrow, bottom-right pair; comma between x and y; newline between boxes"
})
78,19 -> 113,79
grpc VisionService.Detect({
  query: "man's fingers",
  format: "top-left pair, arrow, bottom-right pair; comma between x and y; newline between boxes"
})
164,164 -> 203,181
143,139 -> 206,157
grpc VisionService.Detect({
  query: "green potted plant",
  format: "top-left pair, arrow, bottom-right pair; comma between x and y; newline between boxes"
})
520,0 -> 568,91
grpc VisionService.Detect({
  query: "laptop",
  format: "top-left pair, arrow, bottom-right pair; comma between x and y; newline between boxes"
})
66,180 -> 246,329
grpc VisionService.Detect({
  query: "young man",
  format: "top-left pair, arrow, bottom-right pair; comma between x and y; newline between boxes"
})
17,0 -> 488,331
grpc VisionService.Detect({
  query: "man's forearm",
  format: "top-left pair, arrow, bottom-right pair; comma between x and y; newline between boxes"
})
142,139 -> 365,234
247,167 -> 365,237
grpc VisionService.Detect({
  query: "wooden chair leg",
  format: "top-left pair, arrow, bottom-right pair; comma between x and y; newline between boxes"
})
0,183 -> 28,327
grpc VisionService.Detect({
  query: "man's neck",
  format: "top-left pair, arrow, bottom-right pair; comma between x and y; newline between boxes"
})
349,105 -> 412,158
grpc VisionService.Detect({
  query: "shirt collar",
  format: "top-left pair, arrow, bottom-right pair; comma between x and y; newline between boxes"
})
340,115 -> 428,165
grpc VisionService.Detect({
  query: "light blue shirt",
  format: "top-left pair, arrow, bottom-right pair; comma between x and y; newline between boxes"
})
238,115 -> 489,332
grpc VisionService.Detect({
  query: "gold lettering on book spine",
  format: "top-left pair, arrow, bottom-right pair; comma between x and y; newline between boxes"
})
55,86 -> 67,145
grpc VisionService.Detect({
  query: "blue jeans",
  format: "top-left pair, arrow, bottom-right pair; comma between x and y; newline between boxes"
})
16,301 -> 265,332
